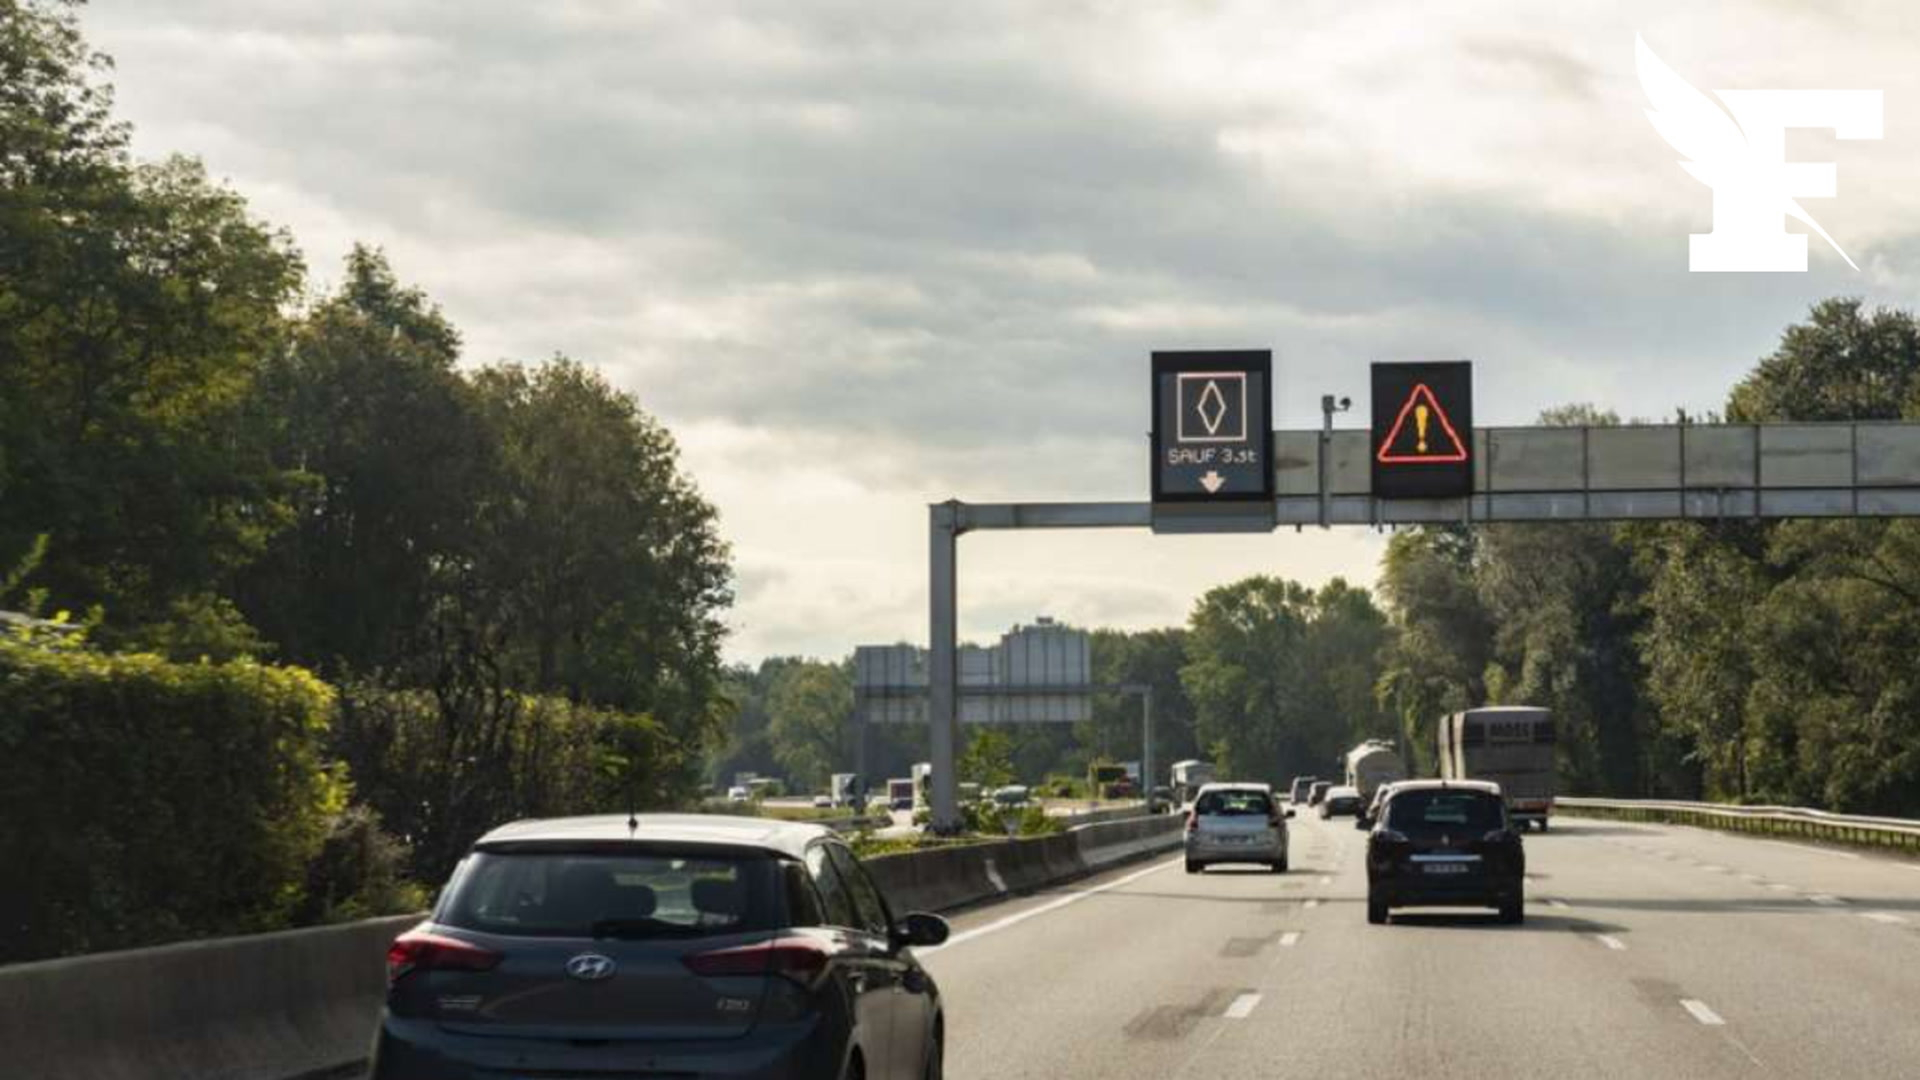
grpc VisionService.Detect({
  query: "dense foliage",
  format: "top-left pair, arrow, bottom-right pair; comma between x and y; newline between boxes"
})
0,1 -> 732,958
0,630 -> 344,963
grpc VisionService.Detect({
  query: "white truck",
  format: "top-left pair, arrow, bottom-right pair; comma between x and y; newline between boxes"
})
1343,740 -> 1407,805
830,772 -> 862,809
1438,706 -> 1557,830
1169,760 -> 1216,806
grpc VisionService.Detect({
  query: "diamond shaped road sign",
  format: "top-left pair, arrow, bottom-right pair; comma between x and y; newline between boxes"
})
1152,350 -> 1273,504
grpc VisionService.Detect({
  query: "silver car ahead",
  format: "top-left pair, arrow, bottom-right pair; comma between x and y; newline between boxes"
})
1184,783 -> 1293,873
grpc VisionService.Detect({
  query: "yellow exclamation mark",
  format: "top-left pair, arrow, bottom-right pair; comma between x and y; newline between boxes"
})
1415,403 -> 1430,454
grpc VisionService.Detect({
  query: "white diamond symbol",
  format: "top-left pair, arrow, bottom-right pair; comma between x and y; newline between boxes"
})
1196,380 -> 1228,436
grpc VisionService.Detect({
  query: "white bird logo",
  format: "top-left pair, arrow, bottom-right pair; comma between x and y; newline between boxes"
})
1636,34 -> 1860,270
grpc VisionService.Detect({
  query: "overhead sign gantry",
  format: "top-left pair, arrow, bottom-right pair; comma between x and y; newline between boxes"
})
917,349 -> 1920,833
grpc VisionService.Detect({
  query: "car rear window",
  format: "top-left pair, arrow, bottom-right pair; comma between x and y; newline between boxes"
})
1386,791 -> 1505,832
441,849 -> 777,939
1195,790 -> 1272,816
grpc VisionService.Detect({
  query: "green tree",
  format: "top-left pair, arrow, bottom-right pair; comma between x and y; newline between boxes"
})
959,726 -> 1017,790
236,246 -> 490,674
765,660 -> 854,792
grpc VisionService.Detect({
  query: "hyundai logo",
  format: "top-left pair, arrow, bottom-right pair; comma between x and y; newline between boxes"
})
566,953 -> 616,981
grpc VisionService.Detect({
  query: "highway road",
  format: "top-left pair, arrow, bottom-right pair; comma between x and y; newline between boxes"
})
918,812 -> 1920,1079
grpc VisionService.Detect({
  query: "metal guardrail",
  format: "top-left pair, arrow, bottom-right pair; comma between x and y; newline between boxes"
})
1557,797 -> 1920,852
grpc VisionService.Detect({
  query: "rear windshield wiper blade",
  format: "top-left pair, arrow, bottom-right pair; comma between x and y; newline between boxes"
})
589,917 -> 700,940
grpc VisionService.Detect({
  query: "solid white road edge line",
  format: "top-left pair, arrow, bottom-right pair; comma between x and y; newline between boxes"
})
922,855 -> 1180,952
1224,993 -> 1261,1020
1681,999 -> 1726,1026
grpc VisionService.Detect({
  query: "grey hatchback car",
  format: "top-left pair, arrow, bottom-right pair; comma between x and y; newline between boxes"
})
370,814 -> 950,1080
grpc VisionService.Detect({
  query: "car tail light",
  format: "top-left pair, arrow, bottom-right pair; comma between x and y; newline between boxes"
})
685,936 -> 830,985
387,929 -> 501,984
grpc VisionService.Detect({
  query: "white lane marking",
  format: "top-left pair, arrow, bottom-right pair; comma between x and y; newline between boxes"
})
1223,992 -> 1262,1019
1807,894 -> 1845,906
1304,899 -> 1320,910
1766,883 -> 1797,892
1681,999 -> 1726,1026
923,856 -> 1178,952
1755,839 -> 1861,861
1547,898 -> 1570,910
1595,934 -> 1627,951
984,859 -> 1008,893
1319,876 -> 1332,885
1279,931 -> 1301,948
1862,912 -> 1908,925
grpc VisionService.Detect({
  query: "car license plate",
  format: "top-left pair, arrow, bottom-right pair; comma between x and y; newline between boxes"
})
1422,862 -> 1469,875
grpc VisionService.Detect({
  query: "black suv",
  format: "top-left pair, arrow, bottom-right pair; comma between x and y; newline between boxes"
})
371,814 -> 949,1079
1365,781 -> 1524,925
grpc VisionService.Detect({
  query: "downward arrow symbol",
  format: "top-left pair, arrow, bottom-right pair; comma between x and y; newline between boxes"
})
1200,471 -> 1226,494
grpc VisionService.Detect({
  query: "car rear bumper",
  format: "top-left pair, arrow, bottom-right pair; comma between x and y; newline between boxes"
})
369,1012 -> 840,1080
1373,872 -> 1521,908
1185,837 -> 1285,863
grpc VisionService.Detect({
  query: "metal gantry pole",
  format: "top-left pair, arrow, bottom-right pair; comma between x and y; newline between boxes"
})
928,502 -> 961,834
1142,685 -> 1154,808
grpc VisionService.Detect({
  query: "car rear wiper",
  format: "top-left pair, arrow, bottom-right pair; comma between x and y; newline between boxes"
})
589,917 -> 700,940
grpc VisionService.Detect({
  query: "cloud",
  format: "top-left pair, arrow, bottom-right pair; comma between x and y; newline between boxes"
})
76,1 -> 1920,660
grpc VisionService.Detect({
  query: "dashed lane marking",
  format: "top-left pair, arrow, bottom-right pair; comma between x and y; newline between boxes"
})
1596,934 -> 1627,951
1319,876 -> 1332,885
1547,899 -> 1570,910
1862,912 -> 1908,925
1304,899 -> 1320,910
1681,999 -> 1726,1026
1223,992 -> 1262,1020
1279,931 -> 1301,947
1807,894 -> 1845,906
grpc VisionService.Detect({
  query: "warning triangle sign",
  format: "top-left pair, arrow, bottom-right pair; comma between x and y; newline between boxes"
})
1376,383 -> 1468,463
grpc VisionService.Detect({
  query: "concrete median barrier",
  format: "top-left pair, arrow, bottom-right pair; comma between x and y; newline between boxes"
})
0,913 -> 419,1080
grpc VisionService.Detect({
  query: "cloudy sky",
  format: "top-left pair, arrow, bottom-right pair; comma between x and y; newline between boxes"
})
81,0 -> 1920,662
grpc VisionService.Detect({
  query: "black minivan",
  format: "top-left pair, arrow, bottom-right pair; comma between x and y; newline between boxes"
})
371,814 -> 949,1079
1365,781 -> 1524,925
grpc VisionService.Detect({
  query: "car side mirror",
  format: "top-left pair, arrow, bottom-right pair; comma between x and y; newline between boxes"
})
895,911 -> 950,949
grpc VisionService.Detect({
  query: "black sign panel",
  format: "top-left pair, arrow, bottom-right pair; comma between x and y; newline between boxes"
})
1151,350 -> 1273,503
1371,361 -> 1473,499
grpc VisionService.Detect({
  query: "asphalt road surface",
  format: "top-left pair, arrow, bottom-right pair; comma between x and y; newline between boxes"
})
917,811 -> 1920,1079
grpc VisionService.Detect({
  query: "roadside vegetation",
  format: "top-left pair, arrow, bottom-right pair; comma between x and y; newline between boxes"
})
0,2 -> 729,962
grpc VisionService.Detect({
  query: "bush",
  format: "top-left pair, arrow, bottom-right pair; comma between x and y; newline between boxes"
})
0,634 -> 345,962
295,805 -> 429,924
333,679 -> 683,882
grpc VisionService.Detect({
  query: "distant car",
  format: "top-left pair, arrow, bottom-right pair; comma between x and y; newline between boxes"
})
1288,777 -> 1319,805
1319,785 -> 1362,819
1308,781 -> 1332,806
1366,780 -> 1524,925
726,786 -> 750,803
1147,785 -> 1176,814
890,795 -> 914,812
370,813 -> 951,1079
812,794 -> 834,809
1359,781 -> 1406,828
991,785 -> 1031,808
1185,782 -> 1293,874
